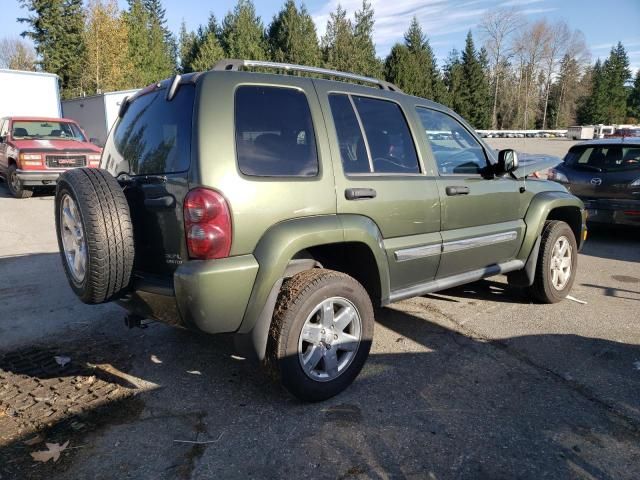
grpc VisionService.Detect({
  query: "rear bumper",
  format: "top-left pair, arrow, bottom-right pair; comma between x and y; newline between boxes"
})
118,254 -> 260,334
583,198 -> 640,227
16,169 -> 64,185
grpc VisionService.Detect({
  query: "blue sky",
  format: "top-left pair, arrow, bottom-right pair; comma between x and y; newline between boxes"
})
4,0 -> 640,72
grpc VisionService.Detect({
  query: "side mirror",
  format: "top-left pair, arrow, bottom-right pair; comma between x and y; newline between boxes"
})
496,149 -> 519,176
90,138 -> 100,145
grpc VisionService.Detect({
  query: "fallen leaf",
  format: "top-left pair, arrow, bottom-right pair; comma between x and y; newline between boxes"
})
186,370 -> 202,375
30,441 -> 69,463
54,356 -> 71,367
150,354 -> 162,364
23,434 -> 44,446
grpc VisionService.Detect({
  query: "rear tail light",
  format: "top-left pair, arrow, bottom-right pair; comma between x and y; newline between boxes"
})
184,188 -> 231,259
547,168 -> 568,183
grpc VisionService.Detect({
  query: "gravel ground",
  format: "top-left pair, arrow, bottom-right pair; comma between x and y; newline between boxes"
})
0,141 -> 639,479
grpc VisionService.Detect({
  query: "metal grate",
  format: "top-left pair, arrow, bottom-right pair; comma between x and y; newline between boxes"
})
46,155 -> 86,168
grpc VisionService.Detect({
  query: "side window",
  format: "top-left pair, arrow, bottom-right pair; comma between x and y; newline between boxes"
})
328,94 -> 420,174
353,96 -> 420,174
235,86 -> 318,177
328,95 -> 370,174
416,108 -> 488,175
113,85 -> 195,175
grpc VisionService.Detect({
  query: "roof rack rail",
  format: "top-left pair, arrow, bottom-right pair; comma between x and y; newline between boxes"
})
212,59 -> 403,93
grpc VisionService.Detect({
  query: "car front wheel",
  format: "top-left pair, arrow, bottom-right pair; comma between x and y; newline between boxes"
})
266,269 -> 374,402
7,164 -> 33,199
528,220 -> 578,303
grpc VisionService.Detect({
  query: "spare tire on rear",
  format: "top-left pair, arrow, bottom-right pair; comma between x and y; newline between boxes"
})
55,168 -> 134,304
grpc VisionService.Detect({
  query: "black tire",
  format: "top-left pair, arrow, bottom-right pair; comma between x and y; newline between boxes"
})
266,269 -> 374,402
55,168 -> 135,304
7,164 -> 33,198
528,220 -> 578,303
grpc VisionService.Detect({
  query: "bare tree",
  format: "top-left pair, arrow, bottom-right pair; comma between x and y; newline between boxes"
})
540,21 -> 570,129
479,8 -> 523,129
0,37 -> 36,71
514,19 -> 551,129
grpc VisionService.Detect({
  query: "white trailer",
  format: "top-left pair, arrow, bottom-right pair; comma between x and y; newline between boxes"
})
567,126 -> 595,140
62,89 -> 139,146
0,69 -> 61,118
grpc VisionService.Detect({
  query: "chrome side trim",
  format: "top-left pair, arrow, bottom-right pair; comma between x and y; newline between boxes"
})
443,231 -> 518,254
388,259 -> 525,303
395,243 -> 441,262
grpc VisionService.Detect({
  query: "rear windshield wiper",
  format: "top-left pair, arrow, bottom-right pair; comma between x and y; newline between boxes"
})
574,164 -> 602,172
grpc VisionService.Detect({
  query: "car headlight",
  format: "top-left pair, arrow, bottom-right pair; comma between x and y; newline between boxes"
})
631,177 -> 640,187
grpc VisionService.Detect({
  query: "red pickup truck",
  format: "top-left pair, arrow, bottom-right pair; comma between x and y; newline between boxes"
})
0,116 -> 102,198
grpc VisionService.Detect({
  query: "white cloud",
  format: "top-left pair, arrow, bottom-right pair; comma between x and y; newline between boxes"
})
312,0 -> 489,55
499,0 -> 544,6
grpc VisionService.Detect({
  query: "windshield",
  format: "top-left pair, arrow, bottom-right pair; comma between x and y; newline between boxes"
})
11,121 -> 86,141
566,145 -> 640,172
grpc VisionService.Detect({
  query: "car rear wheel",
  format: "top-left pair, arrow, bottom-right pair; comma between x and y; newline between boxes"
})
55,168 -> 135,304
266,269 -> 374,402
7,164 -> 33,199
528,220 -> 578,303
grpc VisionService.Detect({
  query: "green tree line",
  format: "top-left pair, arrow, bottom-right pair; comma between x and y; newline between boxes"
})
13,0 -> 640,126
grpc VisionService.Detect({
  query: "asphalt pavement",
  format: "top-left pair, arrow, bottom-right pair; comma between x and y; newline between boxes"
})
0,143 -> 639,479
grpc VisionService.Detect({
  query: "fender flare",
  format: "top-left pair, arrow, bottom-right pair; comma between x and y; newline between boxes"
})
517,190 -> 585,262
234,214 -> 389,361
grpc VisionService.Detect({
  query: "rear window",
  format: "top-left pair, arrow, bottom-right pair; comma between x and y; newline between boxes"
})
235,86 -> 318,177
567,145 -> 640,172
113,85 -> 194,175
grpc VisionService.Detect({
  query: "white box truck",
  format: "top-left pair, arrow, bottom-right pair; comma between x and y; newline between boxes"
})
62,89 -> 139,146
0,69 -> 61,118
567,126 -> 595,140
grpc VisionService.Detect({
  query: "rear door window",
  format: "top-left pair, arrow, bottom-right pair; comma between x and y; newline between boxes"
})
328,94 -> 420,174
235,86 -> 318,177
113,85 -> 195,175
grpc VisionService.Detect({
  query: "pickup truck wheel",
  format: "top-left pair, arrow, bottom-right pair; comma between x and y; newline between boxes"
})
55,168 -> 134,304
528,220 -> 578,303
267,269 -> 374,402
7,164 -> 33,199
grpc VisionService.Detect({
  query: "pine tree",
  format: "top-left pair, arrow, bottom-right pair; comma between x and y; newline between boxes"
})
579,43 -> 631,124
458,31 -> 491,128
628,70 -> 640,121
221,0 -> 267,60
18,0 -> 85,98
601,42 -> 631,123
577,60 -> 607,124
352,0 -> 381,77
83,0 -> 132,94
384,17 -> 445,101
267,0 -> 321,66
178,21 -> 197,73
443,49 -> 463,111
322,5 -> 356,73
191,16 -> 224,71
124,0 -> 175,87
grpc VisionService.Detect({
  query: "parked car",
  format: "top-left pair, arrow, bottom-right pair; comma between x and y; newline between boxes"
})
548,139 -> 640,226
0,116 -> 102,198
53,59 -> 586,401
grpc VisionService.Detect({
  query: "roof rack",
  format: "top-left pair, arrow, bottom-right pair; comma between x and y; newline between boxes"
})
212,59 -> 403,93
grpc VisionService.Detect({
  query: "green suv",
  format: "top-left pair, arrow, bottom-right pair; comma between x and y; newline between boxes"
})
54,60 -> 586,401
